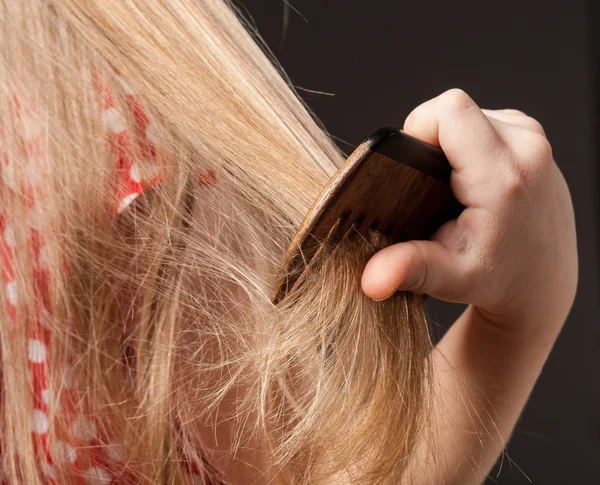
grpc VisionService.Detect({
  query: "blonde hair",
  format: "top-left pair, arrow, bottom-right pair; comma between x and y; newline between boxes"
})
0,0 -> 433,483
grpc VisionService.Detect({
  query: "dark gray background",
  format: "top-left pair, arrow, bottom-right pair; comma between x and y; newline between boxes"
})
239,1 -> 600,483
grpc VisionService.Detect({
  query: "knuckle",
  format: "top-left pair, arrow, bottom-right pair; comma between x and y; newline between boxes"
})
522,114 -> 546,138
522,116 -> 546,136
501,109 -> 546,135
443,88 -> 475,112
403,107 -> 421,131
519,131 -> 554,167
502,108 -> 527,117
498,165 -> 527,199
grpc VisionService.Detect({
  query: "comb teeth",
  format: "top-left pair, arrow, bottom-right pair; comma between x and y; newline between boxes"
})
353,214 -> 365,233
369,217 -> 382,232
327,212 -> 394,244
327,211 -> 390,244
328,210 -> 358,244
272,129 -> 465,305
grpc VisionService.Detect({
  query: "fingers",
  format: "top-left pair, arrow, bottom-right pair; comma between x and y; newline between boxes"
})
363,89 -> 555,303
361,239 -> 467,301
481,111 -> 554,177
482,109 -> 547,137
403,89 -> 505,174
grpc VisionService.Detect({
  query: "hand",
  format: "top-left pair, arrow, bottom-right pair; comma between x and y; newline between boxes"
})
361,89 -> 579,484
361,89 -> 578,329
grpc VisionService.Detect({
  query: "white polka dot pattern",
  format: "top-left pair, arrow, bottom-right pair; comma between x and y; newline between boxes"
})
0,76 -> 222,485
129,163 -> 142,183
41,388 -> 50,405
40,461 -> 57,480
3,224 -> 15,247
145,122 -> 160,145
5,280 -> 19,306
117,192 -> 140,214
71,417 -> 97,442
26,205 -> 44,231
31,409 -> 49,435
84,466 -> 112,484
38,245 -> 49,269
103,107 -> 126,134
57,440 -> 78,464
61,366 -> 75,389
105,442 -> 125,463
28,338 -> 48,363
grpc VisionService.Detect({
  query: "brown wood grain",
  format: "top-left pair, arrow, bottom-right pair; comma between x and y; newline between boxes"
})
272,132 -> 464,304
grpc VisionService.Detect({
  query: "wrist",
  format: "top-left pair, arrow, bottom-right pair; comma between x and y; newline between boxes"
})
471,300 -> 569,342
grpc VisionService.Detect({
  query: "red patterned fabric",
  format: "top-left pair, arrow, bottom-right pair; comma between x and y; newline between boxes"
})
0,75 -> 220,484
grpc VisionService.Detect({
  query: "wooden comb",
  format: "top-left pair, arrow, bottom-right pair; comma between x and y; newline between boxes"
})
272,127 -> 465,304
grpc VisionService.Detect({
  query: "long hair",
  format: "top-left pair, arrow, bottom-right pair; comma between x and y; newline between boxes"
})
0,1 -> 433,483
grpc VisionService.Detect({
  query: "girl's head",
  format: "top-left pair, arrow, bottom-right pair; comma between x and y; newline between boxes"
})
0,1 -> 433,483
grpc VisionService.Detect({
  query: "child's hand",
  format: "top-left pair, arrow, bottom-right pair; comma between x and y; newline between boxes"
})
361,89 -> 578,484
361,89 -> 577,330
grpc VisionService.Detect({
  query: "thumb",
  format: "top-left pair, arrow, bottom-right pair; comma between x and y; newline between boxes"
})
361,240 -> 462,301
